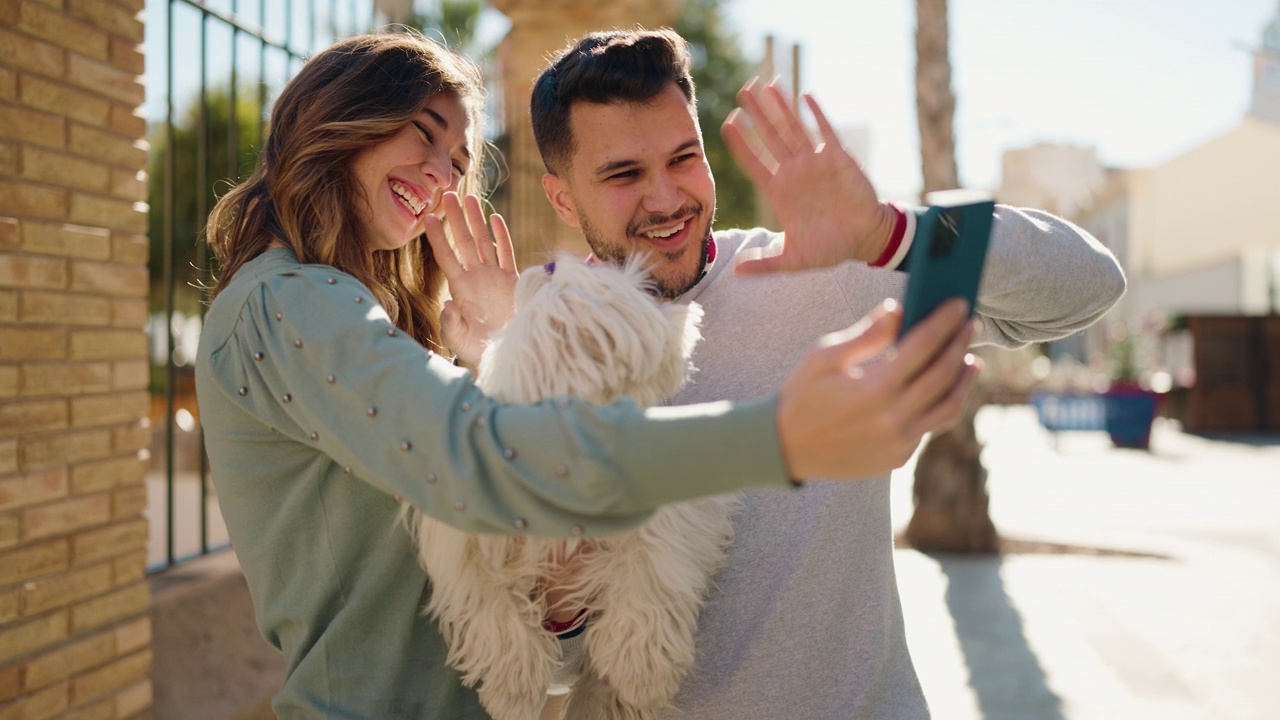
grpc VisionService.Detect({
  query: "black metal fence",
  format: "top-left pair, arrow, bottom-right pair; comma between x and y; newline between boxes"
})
146,0 -> 378,571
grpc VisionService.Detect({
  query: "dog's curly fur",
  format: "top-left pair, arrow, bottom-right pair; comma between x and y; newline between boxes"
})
408,255 -> 736,720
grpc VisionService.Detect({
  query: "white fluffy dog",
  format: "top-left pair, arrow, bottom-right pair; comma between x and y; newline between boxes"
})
408,255 -> 736,720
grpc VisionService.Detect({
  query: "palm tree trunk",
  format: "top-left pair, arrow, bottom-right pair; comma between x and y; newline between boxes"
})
904,0 -> 998,554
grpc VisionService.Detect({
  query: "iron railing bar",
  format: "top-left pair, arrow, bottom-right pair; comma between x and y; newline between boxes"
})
197,11 -> 211,557
172,0 -> 295,55
163,0 -> 178,569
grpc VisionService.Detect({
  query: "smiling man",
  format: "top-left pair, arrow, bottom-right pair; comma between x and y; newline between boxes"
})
530,28 -> 1125,719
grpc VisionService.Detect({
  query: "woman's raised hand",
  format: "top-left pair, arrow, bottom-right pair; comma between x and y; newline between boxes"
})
423,192 -> 519,368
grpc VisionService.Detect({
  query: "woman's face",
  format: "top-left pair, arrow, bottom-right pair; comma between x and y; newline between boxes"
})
350,93 -> 473,253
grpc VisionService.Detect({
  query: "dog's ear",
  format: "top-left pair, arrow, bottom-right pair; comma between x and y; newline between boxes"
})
653,300 -> 703,398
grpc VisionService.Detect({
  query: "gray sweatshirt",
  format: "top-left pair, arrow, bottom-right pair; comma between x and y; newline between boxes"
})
660,206 -> 1126,719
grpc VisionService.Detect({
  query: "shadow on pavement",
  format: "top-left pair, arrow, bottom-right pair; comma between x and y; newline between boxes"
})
934,554 -> 1066,720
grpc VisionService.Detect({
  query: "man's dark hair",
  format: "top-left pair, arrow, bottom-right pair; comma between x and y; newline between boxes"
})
531,28 -> 696,175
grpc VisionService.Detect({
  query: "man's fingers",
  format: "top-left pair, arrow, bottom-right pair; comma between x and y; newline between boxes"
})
491,213 -> 517,271
722,110 -> 774,186
803,93 -> 841,147
736,79 -> 795,163
731,245 -> 789,276
764,80 -> 814,155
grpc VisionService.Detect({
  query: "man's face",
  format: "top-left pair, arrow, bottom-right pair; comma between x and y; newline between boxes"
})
542,84 -> 716,299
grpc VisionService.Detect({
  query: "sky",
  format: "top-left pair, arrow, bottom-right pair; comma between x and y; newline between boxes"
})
144,0 -> 1280,201
721,0 -> 1280,200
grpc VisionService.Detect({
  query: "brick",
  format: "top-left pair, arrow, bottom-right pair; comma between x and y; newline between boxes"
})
0,217 -> 16,248
107,168 -> 144,202
0,254 -> 66,289
0,140 -> 15,176
0,611 -> 66,663
22,493 -> 111,540
107,37 -> 142,76
110,360 -> 146,390
0,366 -> 15,397
0,680 -> 68,720
21,561 -> 113,615
71,518 -> 145,565
0,291 -> 15,322
70,455 -> 144,495
16,0 -> 109,61
68,579 -> 145,632
0,525 -> 57,578
64,53 -> 142,107
0,28 -> 66,79
109,548 -> 143,583
0,440 -> 16,474
110,421 -> 147,454
111,0 -> 145,12
107,104 -> 144,139
67,124 -> 146,170
0,398 -> 68,437
0,327 -> 66,360
20,429 -> 111,471
69,390 -> 147,427
112,616 -> 147,654
0,513 -> 16,549
0,589 -> 16,625
0,179 -> 67,219
110,486 -> 144,522
69,0 -> 142,42
0,468 -> 66,513
62,699 -> 113,720
0,102 -> 65,149
18,290 -> 112,326
109,298 -> 146,330
108,233 -> 146,266
20,362 -> 112,397
0,661 -> 16,703
21,221 -> 111,260
21,147 -> 111,193
70,648 -> 149,703
19,75 -> 111,128
114,678 -> 150,717
69,261 -> 147,297
0,68 -> 14,103
23,625 -> 113,686
69,330 -> 146,361
67,193 -> 146,234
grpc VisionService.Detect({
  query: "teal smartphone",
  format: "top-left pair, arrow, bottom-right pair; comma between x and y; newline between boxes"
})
898,189 -> 995,338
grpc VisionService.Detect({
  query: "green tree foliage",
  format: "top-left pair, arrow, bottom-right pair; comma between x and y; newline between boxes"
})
676,0 -> 758,230
147,88 -> 262,314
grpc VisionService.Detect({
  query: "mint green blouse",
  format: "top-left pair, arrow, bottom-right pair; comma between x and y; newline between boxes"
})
194,248 -> 792,718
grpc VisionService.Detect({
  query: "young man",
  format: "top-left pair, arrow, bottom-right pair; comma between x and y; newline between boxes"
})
530,29 -> 1125,719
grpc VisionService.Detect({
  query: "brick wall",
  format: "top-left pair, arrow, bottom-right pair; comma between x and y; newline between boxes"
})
0,0 -> 153,717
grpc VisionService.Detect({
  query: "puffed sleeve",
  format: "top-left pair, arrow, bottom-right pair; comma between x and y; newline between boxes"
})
965,206 -> 1126,347
200,264 -> 790,536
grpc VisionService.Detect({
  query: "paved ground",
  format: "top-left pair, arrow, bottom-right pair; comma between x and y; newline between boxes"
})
890,406 -> 1280,720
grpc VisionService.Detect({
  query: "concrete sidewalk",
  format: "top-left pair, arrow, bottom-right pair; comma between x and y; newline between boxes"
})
889,406 -> 1280,720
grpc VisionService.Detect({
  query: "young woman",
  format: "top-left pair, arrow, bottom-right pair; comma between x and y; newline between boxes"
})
195,31 -> 976,718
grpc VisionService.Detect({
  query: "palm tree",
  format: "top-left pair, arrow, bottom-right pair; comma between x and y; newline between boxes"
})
902,0 -> 998,553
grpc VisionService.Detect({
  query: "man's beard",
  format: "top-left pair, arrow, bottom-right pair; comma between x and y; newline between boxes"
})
579,203 -> 714,300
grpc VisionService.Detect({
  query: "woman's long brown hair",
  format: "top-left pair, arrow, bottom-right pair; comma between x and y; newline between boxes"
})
205,31 -> 487,350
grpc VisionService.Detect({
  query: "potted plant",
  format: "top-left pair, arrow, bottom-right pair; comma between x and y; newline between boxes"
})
1102,320 -> 1161,449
